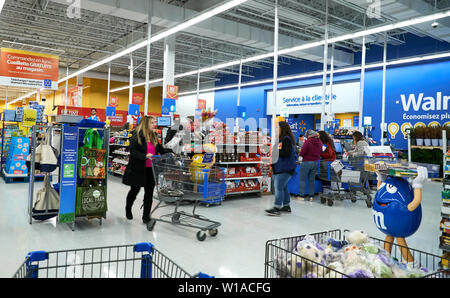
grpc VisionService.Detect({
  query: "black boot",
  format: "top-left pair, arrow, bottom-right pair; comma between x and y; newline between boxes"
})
125,190 -> 138,220
125,205 -> 133,220
142,200 -> 152,224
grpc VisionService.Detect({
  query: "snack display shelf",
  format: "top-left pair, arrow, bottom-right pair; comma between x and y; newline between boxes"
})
113,151 -> 130,156
224,176 -> 263,181
112,159 -> 128,165
217,161 -> 262,165
225,189 -> 261,195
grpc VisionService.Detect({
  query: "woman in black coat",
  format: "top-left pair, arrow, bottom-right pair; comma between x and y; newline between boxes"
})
122,116 -> 168,223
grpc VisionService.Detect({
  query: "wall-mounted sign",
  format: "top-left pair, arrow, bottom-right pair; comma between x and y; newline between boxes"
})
162,98 -> 176,115
198,99 -> 206,110
68,85 -> 83,107
166,85 -> 179,100
132,93 -> 144,105
0,48 -> 59,90
267,81 -> 360,115
109,96 -> 119,107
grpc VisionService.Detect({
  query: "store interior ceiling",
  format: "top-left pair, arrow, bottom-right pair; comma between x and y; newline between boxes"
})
0,0 -> 449,101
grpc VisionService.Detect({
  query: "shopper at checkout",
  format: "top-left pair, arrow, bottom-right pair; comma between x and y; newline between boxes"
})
347,131 -> 369,157
265,121 -> 298,216
297,130 -> 323,201
318,131 -> 336,162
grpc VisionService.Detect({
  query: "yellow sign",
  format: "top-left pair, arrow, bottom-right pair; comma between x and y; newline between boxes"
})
400,122 -> 412,139
388,122 -> 399,139
22,108 -> 37,127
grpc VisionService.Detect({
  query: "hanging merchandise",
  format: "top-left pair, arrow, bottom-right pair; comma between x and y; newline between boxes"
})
32,174 -> 60,221
30,131 -> 59,173
78,128 -> 106,179
75,179 -> 107,216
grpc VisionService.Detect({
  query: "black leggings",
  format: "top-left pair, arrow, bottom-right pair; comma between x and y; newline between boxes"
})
126,167 -> 155,217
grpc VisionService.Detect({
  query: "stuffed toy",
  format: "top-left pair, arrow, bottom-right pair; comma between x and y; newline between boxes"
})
289,236 -> 327,278
346,230 -> 368,245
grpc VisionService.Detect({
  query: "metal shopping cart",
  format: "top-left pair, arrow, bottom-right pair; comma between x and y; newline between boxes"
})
148,154 -> 225,241
265,229 -> 449,278
13,242 -> 211,278
317,157 -> 373,208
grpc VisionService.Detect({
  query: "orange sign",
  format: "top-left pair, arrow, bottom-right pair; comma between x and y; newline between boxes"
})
0,48 -> 59,89
198,99 -> 206,110
68,85 -> 83,107
166,85 -> 179,99
132,93 -> 144,105
109,96 -> 119,107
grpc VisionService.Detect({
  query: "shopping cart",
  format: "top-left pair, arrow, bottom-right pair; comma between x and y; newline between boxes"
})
265,229 -> 449,278
13,242 -> 212,278
317,157 -> 373,208
149,154 -> 224,241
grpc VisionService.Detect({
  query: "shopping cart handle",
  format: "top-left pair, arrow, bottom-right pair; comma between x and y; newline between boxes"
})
195,272 -> 214,278
26,251 -> 48,264
134,242 -> 155,254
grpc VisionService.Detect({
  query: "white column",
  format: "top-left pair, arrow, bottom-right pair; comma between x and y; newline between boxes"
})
107,63 -> 111,106
271,0 -> 279,147
380,32 -> 388,145
359,35 -> 366,131
320,0 -> 329,131
65,65 -> 68,114
162,35 -> 176,99
129,54 -> 133,105
328,43 -> 335,119
144,2 -> 153,116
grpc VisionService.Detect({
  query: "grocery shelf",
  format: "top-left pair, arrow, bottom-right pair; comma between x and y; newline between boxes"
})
225,189 -> 261,196
224,176 -> 263,181
217,161 -> 262,165
439,244 -> 450,252
112,151 -> 130,156
411,145 -> 443,150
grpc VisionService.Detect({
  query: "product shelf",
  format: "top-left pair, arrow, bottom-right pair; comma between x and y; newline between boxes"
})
224,176 -> 263,181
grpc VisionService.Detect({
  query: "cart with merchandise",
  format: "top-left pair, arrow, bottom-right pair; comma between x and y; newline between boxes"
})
317,156 -> 374,208
148,154 -> 225,241
13,242 -> 211,278
264,229 -> 449,278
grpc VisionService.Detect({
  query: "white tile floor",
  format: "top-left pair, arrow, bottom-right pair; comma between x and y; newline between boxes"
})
0,175 -> 443,278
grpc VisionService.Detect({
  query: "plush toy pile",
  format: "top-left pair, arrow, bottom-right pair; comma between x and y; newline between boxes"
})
275,230 -> 430,278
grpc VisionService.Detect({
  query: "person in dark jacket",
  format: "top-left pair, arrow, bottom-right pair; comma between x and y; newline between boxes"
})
123,115 -> 168,224
298,130 -> 323,201
265,121 -> 297,216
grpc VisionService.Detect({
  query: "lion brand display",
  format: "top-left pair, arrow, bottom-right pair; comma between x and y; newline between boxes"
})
0,48 -> 59,90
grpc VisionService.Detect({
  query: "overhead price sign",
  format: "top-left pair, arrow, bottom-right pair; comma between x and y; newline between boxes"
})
0,48 -> 59,90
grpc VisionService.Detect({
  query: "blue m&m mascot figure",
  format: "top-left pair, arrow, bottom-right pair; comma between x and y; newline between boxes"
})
372,166 -> 428,265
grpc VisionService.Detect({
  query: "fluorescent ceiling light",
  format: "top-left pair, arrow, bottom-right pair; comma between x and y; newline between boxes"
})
177,51 -> 450,96
11,7 -> 450,101
110,78 -> 163,93
58,0 -> 249,83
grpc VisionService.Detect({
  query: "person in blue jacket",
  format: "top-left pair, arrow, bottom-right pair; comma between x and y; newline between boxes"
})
266,121 -> 298,216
